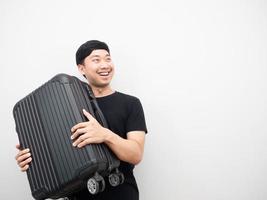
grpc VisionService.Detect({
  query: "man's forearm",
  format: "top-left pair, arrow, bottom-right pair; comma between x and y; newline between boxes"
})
103,128 -> 144,165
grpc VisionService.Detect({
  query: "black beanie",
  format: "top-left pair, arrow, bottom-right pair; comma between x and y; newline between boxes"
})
75,40 -> 110,65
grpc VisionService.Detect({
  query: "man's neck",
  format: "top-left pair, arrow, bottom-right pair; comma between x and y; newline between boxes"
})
91,85 -> 114,98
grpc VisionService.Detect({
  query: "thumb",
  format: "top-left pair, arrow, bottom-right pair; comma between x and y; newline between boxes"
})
16,144 -> 21,150
83,109 -> 94,121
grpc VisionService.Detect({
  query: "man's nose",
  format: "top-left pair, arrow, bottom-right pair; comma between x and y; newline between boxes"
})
99,61 -> 110,68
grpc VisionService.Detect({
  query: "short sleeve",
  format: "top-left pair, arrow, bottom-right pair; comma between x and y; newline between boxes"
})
126,98 -> 148,134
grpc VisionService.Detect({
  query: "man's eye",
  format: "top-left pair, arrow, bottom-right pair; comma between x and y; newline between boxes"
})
92,59 -> 100,63
106,58 -> 111,62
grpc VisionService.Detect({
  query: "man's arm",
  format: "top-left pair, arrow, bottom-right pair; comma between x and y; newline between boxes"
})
71,109 -> 146,165
104,130 -> 145,165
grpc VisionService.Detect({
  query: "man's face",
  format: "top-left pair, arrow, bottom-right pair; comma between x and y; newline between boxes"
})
78,49 -> 114,88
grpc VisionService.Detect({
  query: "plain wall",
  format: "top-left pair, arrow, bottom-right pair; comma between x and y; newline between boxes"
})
1,0 -> 267,199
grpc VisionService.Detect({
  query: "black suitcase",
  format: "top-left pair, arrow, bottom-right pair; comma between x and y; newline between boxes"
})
13,74 -> 124,200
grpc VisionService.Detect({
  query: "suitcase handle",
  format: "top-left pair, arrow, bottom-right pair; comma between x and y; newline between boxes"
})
85,84 -> 109,128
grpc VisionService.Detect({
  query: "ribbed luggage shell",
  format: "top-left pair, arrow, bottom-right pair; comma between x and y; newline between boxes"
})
13,74 -> 120,200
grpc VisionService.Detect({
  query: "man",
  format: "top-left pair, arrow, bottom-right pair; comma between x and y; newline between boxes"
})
15,40 -> 147,200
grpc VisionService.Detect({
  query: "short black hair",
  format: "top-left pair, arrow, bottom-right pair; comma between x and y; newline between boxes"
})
75,40 -> 110,65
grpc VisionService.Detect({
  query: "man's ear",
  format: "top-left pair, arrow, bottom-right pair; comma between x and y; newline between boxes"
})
77,64 -> 85,76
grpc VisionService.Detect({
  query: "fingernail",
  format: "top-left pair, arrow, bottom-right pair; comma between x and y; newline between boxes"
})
70,136 -> 74,140
72,143 -> 76,147
26,148 -> 30,152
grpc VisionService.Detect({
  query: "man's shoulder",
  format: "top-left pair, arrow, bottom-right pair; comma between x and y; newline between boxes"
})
115,91 -> 140,102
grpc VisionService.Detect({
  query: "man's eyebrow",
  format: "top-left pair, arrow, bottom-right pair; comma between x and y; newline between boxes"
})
90,55 -> 100,58
90,54 -> 110,58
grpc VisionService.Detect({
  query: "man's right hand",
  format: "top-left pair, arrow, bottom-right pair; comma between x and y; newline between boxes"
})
15,144 -> 32,172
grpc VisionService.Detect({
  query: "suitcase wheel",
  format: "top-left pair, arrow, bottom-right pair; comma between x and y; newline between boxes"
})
108,171 -> 124,187
118,172 -> 125,184
87,173 -> 105,195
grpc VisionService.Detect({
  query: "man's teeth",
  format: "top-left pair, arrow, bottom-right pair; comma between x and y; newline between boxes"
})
99,72 -> 109,76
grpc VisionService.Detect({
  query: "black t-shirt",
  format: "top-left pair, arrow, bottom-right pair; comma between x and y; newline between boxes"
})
97,91 -> 147,183
73,91 -> 147,199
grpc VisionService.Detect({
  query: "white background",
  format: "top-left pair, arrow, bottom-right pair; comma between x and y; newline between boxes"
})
1,0 -> 267,199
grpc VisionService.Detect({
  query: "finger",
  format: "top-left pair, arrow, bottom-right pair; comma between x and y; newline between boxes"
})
17,152 -> 31,163
71,127 -> 88,140
77,138 -> 95,148
72,134 -> 89,147
15,148 -> 30,160
19,157 -> 32,168
83,109 -> 94,121
21,164 -> 29,172
71,122 -> 88,133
